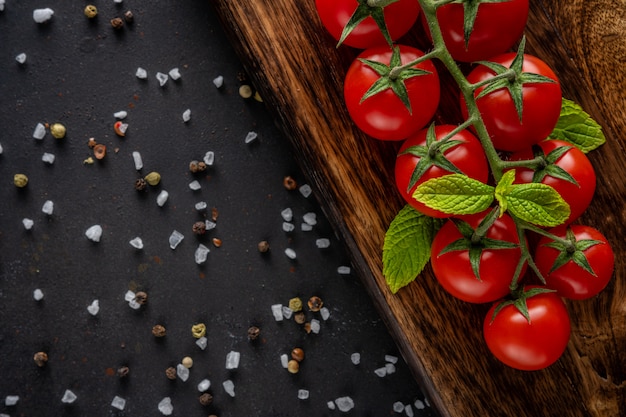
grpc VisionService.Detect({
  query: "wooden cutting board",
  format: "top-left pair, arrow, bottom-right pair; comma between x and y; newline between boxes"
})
211,1 -> 626,416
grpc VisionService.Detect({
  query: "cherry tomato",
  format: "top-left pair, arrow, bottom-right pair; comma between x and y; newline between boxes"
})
315,0 -> 420,49
535,225 -> 614,300
422,0 -> 528,62
508,139 -> 596,225
483,285 -> 571,371
395,124 -> 488,217
460,53 -> 562,152
430,211 -> 526,303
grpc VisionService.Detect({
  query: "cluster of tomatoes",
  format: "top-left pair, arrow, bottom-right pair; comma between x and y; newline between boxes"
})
315,0 -> 614,371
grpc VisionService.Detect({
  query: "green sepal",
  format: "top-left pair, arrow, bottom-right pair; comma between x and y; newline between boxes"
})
337,0 -> 399,48
457,0 -> 513,50
383,205 -> 444,293
412,173 -> 494,215
490,286 -> 556,324
543,227 -> 604,275
549,98 -> 606,153
530,145 -> 578,186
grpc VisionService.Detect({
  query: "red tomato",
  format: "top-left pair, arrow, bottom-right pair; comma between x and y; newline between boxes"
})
535,225 -> 614,300
422,0 -> 528,62
395,124 -> 488,217
483,286 -> 571,371
460,53 -> 562,152
508,140 -> 596,225
344,45 -> 440,141
315,0 -> 420,49
430,211 -> 526,303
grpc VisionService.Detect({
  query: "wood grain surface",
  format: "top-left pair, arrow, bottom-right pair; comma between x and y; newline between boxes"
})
211,1 -> 626,416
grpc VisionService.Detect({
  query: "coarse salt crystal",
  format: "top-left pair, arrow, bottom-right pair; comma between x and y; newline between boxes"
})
282,306 -> 293,319
157,190 -> 169,207
335,396 -> 355,412
203,151 -> 214,166
299,184 -> 312,197
169,230 -> 184,249
320,307 -> 330,320
337,265 -> 351,275
284,248 -> 296,259
124,290 -> 135,302
33,8 -> 54,23
197,379 -> 211,392
156,72 -> 168,86
33,289 -> 44,301
280,207 -> 293,221
298,389 -> 310,400
157,397 -> 173,415
87,299 -> 100,316
132,151 -> 143,170
301,223 -> 313,232
212,75 -> 224,88
244,131 -> 257,144
282,222 -> 295,232
194,244 -> 210,264
42,152 -> 55,164
114,110 -> 128,119
223,380 -> 235,397
414,399 -> 426,410
316,238 -> 330,249
196,336 -> 208,350
135,67 -> 148,79
182,109 -> 191,122
310,319 -> 321,334
271,304 -> 284,321
15,53 -> 26,64
393,402 -> 405,413
0,0 -> 5,12
176,364 -> 189,381
189,180 -> 201,191
42,200 -> 54,215
303,212 -> 317,226
129,237 -> 144,249
225,351 -> 240,369
195,201 -> 207,211
33,123 -> 46,140
205,220 -> 216,231
385,363 -> 396,375
350,352 -> 361,365
168,68 -> 181,80
405,404 -> 415,417
374,367 -> 387,377
22,218 -> 34,230
327,401 -> 336,410
111,396 -> 126,410
385,355 -> 399,364
61,389 -> 77,404
85,225 -> 103,242
280,354 -> 289,368
4,396 -> 19,406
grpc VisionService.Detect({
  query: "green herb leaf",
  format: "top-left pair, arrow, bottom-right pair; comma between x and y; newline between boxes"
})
550,98 -> 606,153
413,173 -> 494,215
495,171 -> 570,227
383,205 -> 444,293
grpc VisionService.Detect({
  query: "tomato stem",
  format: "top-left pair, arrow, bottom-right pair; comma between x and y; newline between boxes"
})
388,49 -> 441,79
367,0 -> 401,7
469,68 -> 517,91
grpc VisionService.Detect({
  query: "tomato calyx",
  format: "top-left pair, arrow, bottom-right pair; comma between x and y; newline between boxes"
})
454,0 -> 515,50
490,285 -> 556,324
337,0 -> 400,48
473,37 -> 556,122
359,46 -> 434,114
439,207 -> 519,281
526,144 -> 579,185
542,227 -> 604,275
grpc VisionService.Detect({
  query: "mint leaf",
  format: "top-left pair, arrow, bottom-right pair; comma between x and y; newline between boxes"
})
412,173 -> 494,215
383,205 -> 444,293
550,98 -> 605,153
502,183 -> 570,227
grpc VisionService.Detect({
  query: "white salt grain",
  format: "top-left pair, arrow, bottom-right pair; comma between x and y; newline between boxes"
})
212,75 -> 224,88
284,248 -> 296,259
282,306 -> 293,319
223,380 -> 235,397
22,218 -> 34,230
188,180 -> 201,191
316,238 -> 330,249
303,212 -> 317,226
414,399 -> 426,410
111,396 -> 126,410
195,201 -> 207,211
271,304 -> 284,321
132,151 -> 143,170
244,131 -> 258,144
61,390 -> 77,404
298,389 -> 310,400
320,307 -> 330,320
280,354 -> 289,368
182,109 -> 191,122
114,110 -> 128,119
405,404 -> 415,417
114,0 -> 123,3
203,151 -> 215,166
124,290 -> 135,302
350,352 -> 361,365
169,230 -> 184,249
156,72 -> 168,86
299,184 -> 312,197
15,53 -> 26,64
197,379 -> 211,392
87,300 -> 99,316
33,289 -> 44,301
157,397 -> 173,415
310,319 -> 321,334
280,207 -> 293,221
385,363 -> 396,375
135,67 -> 148,79
157,190 -> 169,207
385,355 -> 399,364
301,223 -> 313,232
33,123 -> 46,140
0,0 -> 5,12
393,401 -> 405,413
196,336 -> 208,350
33,8 -> 54,23
42,200 -> 54,215
335,396 -> 355,412
282,222 -> 295,232
374,367 -> 387,377
225,351 -> 240,369
5,396 -> 19,406
168,68 -> 181,80
42,152 -> 55,164
327,401 -> 336,410
337,265 -> 351,275
129,237 -> 144,249
194,244 -> 210,264
176,364 -> 189,381
85,225 -> 103,242
205,220 -> 216,231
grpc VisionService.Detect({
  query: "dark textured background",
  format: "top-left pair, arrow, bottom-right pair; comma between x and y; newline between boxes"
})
0,1 -> 435,416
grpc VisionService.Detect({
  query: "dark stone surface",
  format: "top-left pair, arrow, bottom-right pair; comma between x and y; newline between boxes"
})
0,2 -> 435,416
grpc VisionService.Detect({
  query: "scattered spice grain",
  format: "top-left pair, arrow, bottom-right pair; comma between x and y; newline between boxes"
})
117,366 -> 129,378
13,174 -> 28,188
123,10 -> 134,23
191,323 -> 206,338
308,296 -> 323,312
134,291 -> 148,305
247,326 -> 260,340
134,178 -> 147,191
198,393 -> 213,406
93,144 -> 106,159
192,221 -> 206,235
152,324 -> 167,338
257,240 -> 270,253
110,17 -> 124,29
291,348 -> 305,362
293,311 -> 306,324
50,123 -> 66,139
84,5 -> 97,18
212,237 -> 222,247
283,175 -> 297,190
165,366 -> 177,380
287,359 -> 300,374
33,351 -> 48,367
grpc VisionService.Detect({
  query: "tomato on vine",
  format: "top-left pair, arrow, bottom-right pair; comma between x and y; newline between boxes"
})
535,225 -> 614,300
422,0 -> 529,62
508,139 -> 596,225
430,209 -> 526,303
315,0 -> 421,49
344,44 -> 440,141
483,285 -> 571,371
460,39 -> 562,152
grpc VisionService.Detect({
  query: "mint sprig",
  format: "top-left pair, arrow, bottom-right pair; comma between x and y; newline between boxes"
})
412,173 -> 494,215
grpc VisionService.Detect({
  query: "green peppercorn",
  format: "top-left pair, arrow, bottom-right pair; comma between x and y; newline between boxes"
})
84,5 -> 98,19
288,297 -> 303,312
144,172 -> 161,186
14,174 -> 28,188
50,123 -> 66,139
